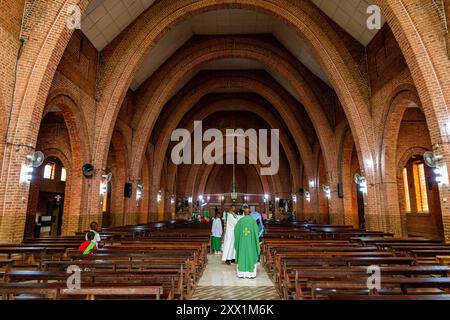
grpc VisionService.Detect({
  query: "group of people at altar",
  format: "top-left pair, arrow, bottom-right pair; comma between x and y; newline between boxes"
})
210,204 -> 264,279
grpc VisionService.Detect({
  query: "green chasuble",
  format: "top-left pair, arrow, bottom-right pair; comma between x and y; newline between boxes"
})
234,215 -> 260,278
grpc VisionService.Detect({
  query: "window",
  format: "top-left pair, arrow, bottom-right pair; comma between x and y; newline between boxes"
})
413,163 -> 429,212
402,168 -> 411,212
43,163 -> 55,180
403,159 -> 430,214
102,182 -> 110,213
60,168 -> 67,182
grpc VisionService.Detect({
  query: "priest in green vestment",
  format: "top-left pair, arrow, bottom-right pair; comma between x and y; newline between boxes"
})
234,203 -> 260,278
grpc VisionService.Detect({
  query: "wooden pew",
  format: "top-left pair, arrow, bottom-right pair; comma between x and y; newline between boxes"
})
0,282 -> 165,300
283,266 -> 450,299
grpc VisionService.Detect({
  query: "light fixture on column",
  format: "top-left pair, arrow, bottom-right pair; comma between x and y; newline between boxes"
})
275,196 -> 280,202
20,164 -> 34,184
322,185 -> 331,199
99,172 -> 112,196
354,173 -> 367,194
136,183 -> 143,201
292,194 -> 297,203
170,195 -> 175,205
157,190 -> 162,203
198,195 -> 203,202
188,196 -> 193,204
263,194 -> 269,203
304,191 -> 311,203
424,151 -> 448,186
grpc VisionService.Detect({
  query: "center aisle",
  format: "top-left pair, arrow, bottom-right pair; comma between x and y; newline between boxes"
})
190,254 -> 280,300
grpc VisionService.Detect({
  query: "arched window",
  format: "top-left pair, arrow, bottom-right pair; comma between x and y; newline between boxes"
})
402,168 -> 411,212
43,163 -> 56,180
60,167 -> 67,182
402,158 -> 429,213
412,162 -> 429,212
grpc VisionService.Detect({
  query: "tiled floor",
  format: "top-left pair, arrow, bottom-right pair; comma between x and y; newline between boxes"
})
191,254 -> 281,300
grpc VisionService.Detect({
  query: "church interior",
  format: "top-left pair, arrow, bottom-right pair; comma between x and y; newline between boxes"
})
0,0 -> 450,301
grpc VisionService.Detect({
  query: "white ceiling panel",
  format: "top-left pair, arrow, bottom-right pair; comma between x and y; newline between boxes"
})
81,0 -> 157,51
311,0 -> 385,46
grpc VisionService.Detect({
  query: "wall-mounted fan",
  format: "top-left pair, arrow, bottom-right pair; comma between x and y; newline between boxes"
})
82,163 -> 94,178
424,151 -> 443,168
26,151 -> 44,168
354,173 -> 366,185
322,185 -> 330,192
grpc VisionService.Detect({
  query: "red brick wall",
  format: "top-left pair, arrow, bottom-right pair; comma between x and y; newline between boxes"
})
57,30 -> 98,97
0,0 -> 24,37
367,24 -> 408,94
396,108 -> 443,238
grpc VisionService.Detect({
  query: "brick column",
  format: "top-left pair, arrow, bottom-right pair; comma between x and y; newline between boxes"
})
84,170 -> 103,229
148,185 -> 159,222
377,180 -> 405,237
437,142 -> 450,243
164,194 -> 175,220
0,145 -> 34,243
364,181 -> 384,233
328,172 -> 344,225
124,179 -> 139,226
157,188 -> 165,221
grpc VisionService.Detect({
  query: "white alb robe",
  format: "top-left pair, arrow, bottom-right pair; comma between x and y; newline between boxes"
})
221,213 -> 242,261
211,218 -> 223,237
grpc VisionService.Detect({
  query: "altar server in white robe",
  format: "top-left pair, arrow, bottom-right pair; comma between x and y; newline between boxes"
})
221,206 -> 242,265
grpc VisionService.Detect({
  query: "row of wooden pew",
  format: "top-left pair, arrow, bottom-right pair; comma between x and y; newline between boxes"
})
0,221 -> 210,300
262,222 -> 450,300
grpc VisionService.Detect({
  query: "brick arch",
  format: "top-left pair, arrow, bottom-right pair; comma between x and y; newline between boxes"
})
377,1 -> 450,145
135,73 -> 315,187
151,98 -> 303,193
197,162 -> 269,200
42,94 -> 90,235
93,0 -> 371,196
395,146 -> 440,238
40,148 -> 74,235
378,88 -> 422,236
0,1 -> 91,242
187,163 -> 273,201
44,94 -> 90,162
184,148 -> 276,200
378,2 -> 450,240
5,0 -> 90,149
380,88 -> 422,179
44,89 -> 91,158
129,35 -> 334,177
398,147 -> 431,172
